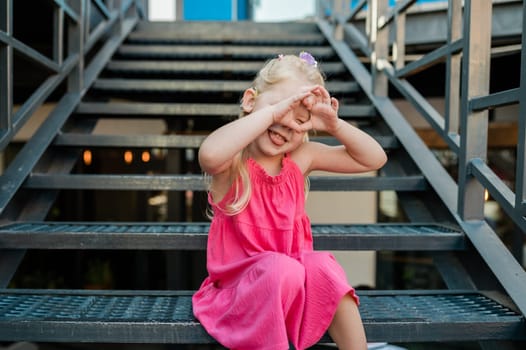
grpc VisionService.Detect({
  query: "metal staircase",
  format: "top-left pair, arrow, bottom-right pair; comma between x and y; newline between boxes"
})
0,0 -> 525,348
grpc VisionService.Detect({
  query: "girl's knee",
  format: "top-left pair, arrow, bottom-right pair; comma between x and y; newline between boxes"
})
303,251 -> 343,276
263,253 -> 306,290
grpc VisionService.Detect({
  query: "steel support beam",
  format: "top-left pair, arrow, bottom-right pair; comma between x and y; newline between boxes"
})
458,0 -> 492,221
0,0 -> 12,136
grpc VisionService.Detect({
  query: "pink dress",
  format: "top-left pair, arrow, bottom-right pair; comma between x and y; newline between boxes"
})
192,156 -> 359,350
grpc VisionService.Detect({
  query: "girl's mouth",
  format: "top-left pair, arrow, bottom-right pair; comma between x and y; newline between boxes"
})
268,128 -> 287,146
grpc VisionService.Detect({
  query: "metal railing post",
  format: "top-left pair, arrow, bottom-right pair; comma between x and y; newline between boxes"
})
67,0 -> 85,93
516,0 -> 526,217
176,0 -> 184,20
458,0 -> 492,221
0,0 -> 13,133
370,0 -> 389,97
53,5 -> 65,66
333,0 -> 347,40
392,0 -> 406,70
113,0 -> 124,36
445,0 -> 462,138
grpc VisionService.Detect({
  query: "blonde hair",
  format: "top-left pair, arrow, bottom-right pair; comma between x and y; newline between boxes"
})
210,54 -> 326,216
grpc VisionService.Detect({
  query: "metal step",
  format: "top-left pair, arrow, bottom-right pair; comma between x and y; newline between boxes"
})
0,222 -> 464,251
75,102 -> 376,119
131,21 -> 323,39
126,32 -> 326,45
0,289 -> 522,343
127,25 -> 326,45
92,79 -> 359,95
105,60 -> 347,76
53,133 -> 398,150
116,44 -> 335,60
23,173 -> 428,192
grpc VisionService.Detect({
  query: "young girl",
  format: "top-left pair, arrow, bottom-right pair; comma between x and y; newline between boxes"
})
193,53 -> 387,350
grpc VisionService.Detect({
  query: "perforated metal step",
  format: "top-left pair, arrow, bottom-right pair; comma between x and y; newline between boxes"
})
92,79 -> 359,94
116,44 -> 334,59
126,31 -> 326,45
105,60 -> 347,76
0,289 -> 522,343
22,172 -> 427,192
0,222 -> 464,251
75,102 -> 377,119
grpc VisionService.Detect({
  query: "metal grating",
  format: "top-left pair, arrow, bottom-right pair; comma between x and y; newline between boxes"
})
0,290 -> 523,343
0,291 -> 517,323
359,293 -> 520,322
0,292 -> 195,322
1,222 -> 459,234
0,222 -> 465,251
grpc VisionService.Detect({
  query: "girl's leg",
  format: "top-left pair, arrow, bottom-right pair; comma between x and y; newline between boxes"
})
328,294 -> 367,350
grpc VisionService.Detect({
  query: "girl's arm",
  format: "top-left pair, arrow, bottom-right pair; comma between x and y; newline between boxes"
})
295,87 -> 387,174
199,88 -> 313,176
305,119 -> 387,174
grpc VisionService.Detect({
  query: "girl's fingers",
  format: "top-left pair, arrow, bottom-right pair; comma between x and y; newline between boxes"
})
291,119 -> 312,134
330,97 -> 339,111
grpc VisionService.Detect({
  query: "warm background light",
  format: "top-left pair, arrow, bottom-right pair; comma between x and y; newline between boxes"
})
142,151 -> 151,163
124,150 -> 133,164
83,150 -> 92,166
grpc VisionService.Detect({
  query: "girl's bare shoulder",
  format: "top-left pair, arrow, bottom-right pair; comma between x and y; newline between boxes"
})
290,141 -> 323,175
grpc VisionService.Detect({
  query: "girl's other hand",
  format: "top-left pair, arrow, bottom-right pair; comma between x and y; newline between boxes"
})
302,86 -> 341,134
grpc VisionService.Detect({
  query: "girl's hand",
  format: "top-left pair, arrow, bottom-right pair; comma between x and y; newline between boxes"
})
302,86 -> 341,134
270,87 -> 316,133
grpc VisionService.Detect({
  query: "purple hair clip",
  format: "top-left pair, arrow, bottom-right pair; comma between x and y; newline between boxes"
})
299,51 -> 318,67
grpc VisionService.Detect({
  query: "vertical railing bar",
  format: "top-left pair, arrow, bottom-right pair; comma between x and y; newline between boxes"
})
84,1 -> 91,46
366,0 -> 374,51
231,0 -> 237,21
458,0 -> 492,221
53,0 -> 80,23
0,0 -> 13,134
371,0 -> 389,97
53,6 -> 64,66
176,0 -> 184,21
444,0 -> 462,139
393,0 -> 406,70
112,0 -> 124,38
515,0 -> 526,214
68,0 -> 85,94
342,0 -> 351,24
333,0 -> 344,40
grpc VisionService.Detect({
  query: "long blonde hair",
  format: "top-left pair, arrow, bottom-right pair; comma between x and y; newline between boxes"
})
210,54 -> 326,216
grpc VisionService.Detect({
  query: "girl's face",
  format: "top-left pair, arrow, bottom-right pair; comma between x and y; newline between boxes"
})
248,78 -> 311,159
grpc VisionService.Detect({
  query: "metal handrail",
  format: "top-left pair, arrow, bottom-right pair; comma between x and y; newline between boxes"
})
0,0 -> 142,214
319,0 -> 526,234
0,0 -> 142,151
316,0 -> 526,315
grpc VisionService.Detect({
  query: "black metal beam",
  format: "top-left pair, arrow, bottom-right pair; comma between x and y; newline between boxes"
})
54,133 -> 397,150
317,18 -> 526,316
23,173 -> 427,192
105,60 -> 346,75
0,17 -> 138,215
0,289 -> 522,343
0,222 -> 464,251
92,79 -> 359,95
75,102 -> 376,119
117,44 -> 335,60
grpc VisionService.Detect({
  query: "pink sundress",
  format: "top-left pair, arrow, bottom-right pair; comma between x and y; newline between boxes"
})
193,156 -> 359,350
